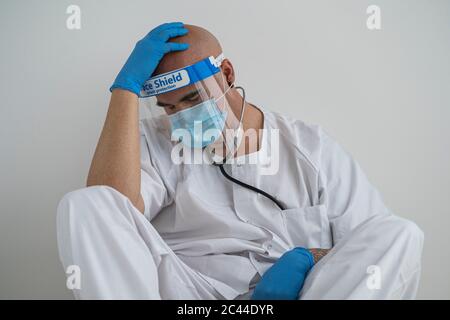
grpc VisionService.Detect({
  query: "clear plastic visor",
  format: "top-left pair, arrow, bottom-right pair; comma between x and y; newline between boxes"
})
140,70 -> 242,152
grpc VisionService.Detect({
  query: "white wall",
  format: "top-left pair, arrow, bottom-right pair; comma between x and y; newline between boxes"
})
1,0 -> 449,299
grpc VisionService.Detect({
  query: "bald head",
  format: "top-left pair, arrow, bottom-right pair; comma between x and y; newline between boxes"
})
153,24 -> 223,76
153,23 -> 240,117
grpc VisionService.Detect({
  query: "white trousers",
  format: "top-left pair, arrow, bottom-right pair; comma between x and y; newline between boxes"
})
56,186 -> 424,300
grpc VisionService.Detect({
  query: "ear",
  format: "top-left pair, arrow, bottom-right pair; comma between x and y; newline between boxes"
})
220,59 -> 235,87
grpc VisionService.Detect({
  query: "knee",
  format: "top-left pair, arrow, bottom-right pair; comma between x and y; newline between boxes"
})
389,216 -> 424,245
386,216 -> 424,279
58,185 -> 113,210
59,185 -> 103,205
56,185 -> 125,227
362,215 -> 424,253
375,216 -> 424,263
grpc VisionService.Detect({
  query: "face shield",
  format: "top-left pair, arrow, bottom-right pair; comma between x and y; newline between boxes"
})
139,54 -> 244,162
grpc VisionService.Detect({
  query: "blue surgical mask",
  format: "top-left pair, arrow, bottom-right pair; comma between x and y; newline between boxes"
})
169,99 -> 228,148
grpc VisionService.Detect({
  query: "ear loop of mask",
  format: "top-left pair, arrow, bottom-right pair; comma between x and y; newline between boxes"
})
221,69 -> 246,160
214,74 -> 234,104
206,71 -> 246,164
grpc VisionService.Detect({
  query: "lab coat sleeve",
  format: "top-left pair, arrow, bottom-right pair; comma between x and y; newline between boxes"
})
318,128 -> 391,244
140,133 -> 170,221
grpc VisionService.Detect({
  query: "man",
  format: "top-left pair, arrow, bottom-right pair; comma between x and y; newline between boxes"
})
56,22 -> 424,299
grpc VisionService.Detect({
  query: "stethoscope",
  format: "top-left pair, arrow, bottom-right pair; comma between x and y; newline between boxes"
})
212,162 -> 285,210
208,86 -> 286,211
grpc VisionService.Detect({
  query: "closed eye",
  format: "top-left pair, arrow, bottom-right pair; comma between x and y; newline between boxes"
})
180,90 -> 202,103
156,89 -> 204,112
186,93 -> 201,103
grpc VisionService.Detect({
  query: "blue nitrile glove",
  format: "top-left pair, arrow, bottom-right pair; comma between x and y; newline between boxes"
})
251,247 -> 314,300
110,22 -> 189,96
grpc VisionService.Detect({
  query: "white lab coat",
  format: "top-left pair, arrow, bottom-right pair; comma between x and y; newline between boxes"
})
56,107 -> 424,299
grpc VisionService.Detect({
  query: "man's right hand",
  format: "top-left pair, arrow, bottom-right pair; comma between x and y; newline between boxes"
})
251,247 -> 315,300
110,22 -> 189,96
87,23 -> 189,215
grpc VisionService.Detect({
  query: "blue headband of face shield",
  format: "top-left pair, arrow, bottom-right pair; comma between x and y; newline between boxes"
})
140,54 -> 225,98
141,54 -> 231,148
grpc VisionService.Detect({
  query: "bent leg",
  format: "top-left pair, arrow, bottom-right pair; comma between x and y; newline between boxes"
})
299,214 -> 424,299
56,185 -> 222,299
